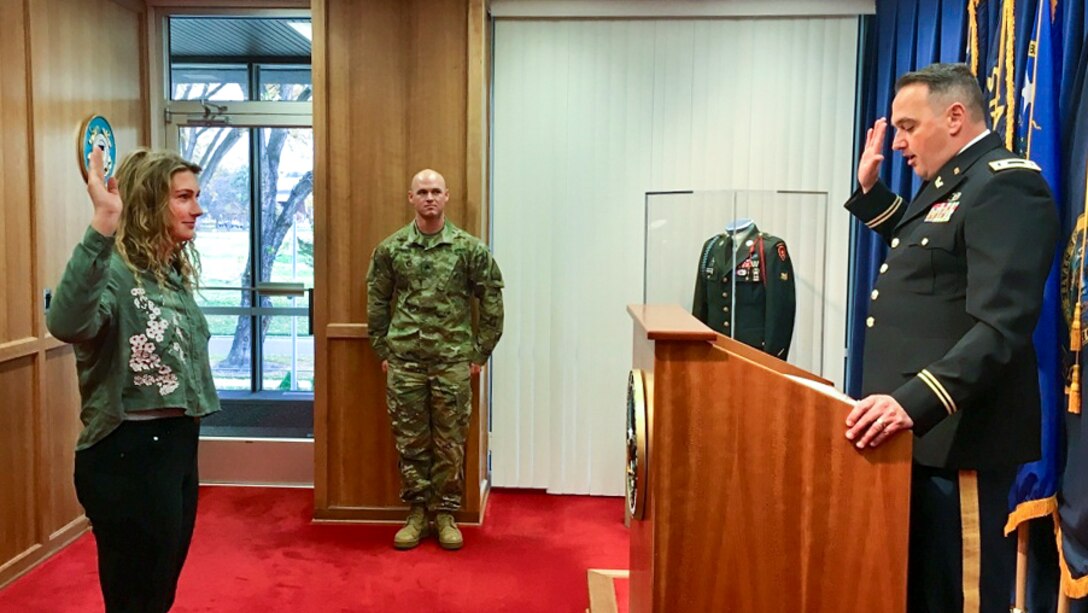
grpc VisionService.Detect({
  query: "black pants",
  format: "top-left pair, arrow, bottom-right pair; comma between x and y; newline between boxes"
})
74,417 -> 200,613
908,463 -> 1017,613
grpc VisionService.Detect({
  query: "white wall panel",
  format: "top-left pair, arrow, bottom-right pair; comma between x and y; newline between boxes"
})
491,17 -> 859,494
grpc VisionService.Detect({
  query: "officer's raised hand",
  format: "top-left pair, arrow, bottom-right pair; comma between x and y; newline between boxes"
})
845,393 -> 913,448
857,118 -> 887,194
88,147 -> 123,237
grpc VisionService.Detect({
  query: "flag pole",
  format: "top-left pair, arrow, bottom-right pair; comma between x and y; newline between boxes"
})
1015,524 -> 1029,611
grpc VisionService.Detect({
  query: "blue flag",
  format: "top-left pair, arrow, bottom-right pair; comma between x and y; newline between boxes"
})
1006,0 -> 1064,535
1060,12 -> 1088,597
1062,212 -> 1088,599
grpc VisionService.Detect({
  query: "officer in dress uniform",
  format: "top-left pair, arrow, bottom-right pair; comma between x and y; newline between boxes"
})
692,220 -> 796,359
842,64 -> 1058,613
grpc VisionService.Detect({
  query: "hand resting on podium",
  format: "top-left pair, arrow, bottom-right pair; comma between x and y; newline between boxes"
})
845,394 -> 914,449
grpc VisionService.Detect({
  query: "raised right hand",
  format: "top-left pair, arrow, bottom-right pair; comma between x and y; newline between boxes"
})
88,147 -> 122,237
857,118 -> 887,194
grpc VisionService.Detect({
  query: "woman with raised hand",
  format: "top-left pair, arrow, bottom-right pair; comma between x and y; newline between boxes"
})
47,147 -> 220,612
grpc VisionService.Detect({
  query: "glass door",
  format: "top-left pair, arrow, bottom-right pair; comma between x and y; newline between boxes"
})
163,14 -> 315,484
176,125 -> 314,405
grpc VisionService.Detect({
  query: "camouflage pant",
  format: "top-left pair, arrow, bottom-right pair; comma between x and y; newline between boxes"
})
386,360 -> 472,512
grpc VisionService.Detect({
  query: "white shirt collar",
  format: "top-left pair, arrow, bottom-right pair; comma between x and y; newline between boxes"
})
958,129 -> 991,155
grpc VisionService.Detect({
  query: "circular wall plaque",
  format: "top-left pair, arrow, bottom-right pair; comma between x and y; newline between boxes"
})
78,114 -> 116,183
626,368 -> 648,520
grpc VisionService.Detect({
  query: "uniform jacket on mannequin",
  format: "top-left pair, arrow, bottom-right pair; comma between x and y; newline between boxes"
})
692,221 -> 796,359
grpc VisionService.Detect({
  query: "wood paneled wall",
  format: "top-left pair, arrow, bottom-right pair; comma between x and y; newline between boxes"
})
313,0 -> 491,522
0,2 -> 34,351
0,0 -> 146,589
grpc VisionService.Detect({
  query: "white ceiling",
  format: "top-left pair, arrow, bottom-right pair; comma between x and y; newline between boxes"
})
490,0 -> 876,18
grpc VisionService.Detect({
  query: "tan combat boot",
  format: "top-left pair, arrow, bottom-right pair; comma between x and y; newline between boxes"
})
435,513 -> 463,550
393,505 -> 429,550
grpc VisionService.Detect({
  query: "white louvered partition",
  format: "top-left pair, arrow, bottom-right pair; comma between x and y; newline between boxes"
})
490,16 -> 861,494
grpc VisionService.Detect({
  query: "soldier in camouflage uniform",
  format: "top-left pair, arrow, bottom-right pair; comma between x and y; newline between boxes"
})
366,169 -> 504,551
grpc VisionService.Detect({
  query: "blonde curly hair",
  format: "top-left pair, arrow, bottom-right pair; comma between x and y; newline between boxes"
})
113,149 -> 203,289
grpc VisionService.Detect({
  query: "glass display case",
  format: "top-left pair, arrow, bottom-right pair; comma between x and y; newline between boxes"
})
644,189 -> 829,374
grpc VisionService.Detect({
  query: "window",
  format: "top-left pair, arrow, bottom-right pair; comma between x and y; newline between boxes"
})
164,15 -> 314,438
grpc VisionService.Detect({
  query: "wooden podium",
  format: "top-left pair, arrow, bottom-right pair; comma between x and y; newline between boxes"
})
626,305 -> 911,612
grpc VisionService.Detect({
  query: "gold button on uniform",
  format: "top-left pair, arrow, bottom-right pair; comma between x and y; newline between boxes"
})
866,316 -> 875,328
880,263 -> 889,274
921,237 -> 929,246
891,238 -> 900,248
871,289 -> 879,300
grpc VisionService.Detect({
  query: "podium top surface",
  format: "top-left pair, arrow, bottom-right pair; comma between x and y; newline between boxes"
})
627,304 -> 717,342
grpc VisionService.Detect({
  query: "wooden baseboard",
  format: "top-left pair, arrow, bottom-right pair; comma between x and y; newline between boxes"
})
313,506 -> 483,525
0,516 -> 89,590
587,568 -> 629,613
314,480 -> 490,525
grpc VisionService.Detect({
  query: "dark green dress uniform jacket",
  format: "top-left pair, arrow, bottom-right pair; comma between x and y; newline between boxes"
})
846,132 -> 1058,470
692,227 -> 796,359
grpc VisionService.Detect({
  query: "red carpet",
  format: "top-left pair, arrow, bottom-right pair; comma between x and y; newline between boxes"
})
614,577 -> 629,612
0,488 -> 628,612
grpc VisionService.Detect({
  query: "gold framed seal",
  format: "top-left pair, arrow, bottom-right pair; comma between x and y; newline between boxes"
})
77,114 -> 116,183
626,368 -> 648,520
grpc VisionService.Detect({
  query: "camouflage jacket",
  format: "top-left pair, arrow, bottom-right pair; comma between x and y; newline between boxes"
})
366,220 -> 504,365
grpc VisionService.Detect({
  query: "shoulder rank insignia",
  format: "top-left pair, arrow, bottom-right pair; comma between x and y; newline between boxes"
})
989,159 -> 1042,173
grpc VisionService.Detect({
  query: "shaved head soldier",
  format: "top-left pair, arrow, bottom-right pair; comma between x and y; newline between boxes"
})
367,168 -> 504,550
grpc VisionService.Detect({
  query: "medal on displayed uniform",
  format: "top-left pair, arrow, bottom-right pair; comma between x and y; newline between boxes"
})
749,245 -> 761,283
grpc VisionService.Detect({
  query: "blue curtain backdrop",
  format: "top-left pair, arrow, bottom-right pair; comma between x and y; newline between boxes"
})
847,0 -> 1088,606
846,0 -> 966,396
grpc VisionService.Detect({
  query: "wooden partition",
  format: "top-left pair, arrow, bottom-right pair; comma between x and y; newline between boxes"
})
0,0 -> 146,589
312,0 -> 492,523
627,304 -> 912,612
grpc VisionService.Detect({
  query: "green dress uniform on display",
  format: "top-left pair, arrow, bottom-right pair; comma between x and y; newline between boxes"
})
692,223 -> 796,359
